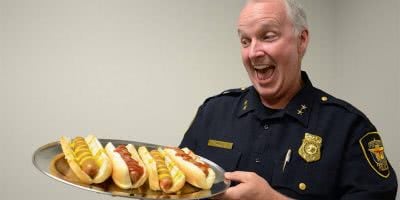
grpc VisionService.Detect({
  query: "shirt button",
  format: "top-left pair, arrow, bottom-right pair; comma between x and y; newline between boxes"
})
299,182 -> 307,191
263,124 -> 269,130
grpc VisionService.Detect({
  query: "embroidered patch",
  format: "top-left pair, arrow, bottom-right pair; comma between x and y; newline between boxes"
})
359,132 -> 390,178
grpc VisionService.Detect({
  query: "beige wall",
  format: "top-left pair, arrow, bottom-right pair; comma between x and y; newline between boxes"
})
1,0 -> 398,199
334,0 -> 400,176
305,0 -> 399,196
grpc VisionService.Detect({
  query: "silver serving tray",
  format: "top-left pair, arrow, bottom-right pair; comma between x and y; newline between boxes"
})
32,138 -> 230,199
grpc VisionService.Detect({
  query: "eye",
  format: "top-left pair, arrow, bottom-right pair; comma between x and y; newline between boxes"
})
240,38 -> 251,47
263,32 -> 278,41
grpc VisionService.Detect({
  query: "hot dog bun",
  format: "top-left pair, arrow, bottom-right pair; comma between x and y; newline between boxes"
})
164,147 -> 215,190
138,146 -> 186,193
138,146 -> 160,191
105,142 -> 148,189
158,148 -> 186,193
59,135 -> 112,184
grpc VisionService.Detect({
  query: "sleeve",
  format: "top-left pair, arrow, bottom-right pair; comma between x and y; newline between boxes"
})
179,104 -> 205,151
339,117 -> 398,200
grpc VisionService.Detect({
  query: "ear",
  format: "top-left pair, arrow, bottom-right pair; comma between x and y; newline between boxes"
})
297,29 -> 309,59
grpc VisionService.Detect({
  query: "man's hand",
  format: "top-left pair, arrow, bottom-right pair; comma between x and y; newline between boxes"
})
215,171 -> 290,200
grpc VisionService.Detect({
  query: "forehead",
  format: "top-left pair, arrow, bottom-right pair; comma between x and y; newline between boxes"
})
237,0 -> 288,30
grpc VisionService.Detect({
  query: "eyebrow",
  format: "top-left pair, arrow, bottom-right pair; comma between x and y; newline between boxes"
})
238,22 -> 279,37
237,29 -> 245,37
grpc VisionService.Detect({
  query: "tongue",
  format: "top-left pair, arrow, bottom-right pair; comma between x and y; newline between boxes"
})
256,67 -> 274,80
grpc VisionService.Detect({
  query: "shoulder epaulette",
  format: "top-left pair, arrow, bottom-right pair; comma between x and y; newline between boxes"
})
318,92 -> 369,120
220,87 -> 249,96
203,87 -> 249,105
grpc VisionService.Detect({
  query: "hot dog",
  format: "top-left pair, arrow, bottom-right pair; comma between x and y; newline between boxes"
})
163,147 -> 215,190
59,135 -> 112,184
138,146 -> 186,193
105,142 -> 148,189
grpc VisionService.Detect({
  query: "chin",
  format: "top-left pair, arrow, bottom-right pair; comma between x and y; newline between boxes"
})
254,84 -> 275,98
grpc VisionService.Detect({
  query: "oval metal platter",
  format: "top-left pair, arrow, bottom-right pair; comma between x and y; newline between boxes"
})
33,138 -> 230,200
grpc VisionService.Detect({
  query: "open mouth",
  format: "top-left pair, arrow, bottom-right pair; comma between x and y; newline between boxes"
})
254,65 -> 275,80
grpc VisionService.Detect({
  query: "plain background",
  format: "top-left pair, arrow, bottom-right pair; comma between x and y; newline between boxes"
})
1,0 -> 399,199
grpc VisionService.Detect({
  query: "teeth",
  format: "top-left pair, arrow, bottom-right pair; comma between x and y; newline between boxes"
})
253,65 -> 270,70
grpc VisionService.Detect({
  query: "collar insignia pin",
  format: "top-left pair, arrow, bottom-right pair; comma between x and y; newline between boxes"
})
297,109 -> 304,115
243,99 -> 248,110
297,104 -> 307,115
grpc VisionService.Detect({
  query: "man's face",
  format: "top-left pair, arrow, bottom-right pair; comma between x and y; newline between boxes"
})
238,0 -> 308,107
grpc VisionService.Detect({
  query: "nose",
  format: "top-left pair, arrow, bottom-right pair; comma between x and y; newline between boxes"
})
248,40 -> 265,61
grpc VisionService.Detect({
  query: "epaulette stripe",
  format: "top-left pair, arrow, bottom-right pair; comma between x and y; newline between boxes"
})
220,87 -> 249,95
202,87 -> 248,105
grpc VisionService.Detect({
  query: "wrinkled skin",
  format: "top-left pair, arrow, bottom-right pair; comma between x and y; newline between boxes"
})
238,0 -> 308,109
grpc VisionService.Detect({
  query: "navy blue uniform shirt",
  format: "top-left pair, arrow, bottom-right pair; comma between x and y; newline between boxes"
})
180,71 -> 397,199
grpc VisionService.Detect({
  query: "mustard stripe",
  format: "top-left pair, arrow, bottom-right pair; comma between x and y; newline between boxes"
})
157,163 -> 166,167
75,148 -> 90,156
79,156 -> 93,166
74,141 -> 86,147
76,152 -> 91,161
74,147 -> 90,155
159,174 -> 171,179
158,168 -> 169,173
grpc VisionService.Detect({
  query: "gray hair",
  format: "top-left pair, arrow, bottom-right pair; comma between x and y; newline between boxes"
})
284,0 -> 308,33
246,0 -> 308,33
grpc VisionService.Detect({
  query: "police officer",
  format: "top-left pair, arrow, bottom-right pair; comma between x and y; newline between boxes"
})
179,0 -> 398,199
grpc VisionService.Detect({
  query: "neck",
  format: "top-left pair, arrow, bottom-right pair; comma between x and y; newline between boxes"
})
260,75 -> 304,109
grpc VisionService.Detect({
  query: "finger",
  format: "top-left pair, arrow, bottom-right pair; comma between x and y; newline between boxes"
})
218,184 -> 244,200
224,171 -> 252,183
210,193 -> 224,200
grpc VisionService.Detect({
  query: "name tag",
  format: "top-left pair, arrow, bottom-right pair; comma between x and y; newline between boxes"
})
208,139 -> 233,149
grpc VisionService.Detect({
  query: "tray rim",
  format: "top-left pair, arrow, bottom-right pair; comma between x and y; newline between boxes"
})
32,138 -> 230,200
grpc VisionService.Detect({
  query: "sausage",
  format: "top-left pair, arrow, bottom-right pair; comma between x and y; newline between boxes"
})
150,150 -> 172,190
114,145 -> 144,183
71,137 -> 99,178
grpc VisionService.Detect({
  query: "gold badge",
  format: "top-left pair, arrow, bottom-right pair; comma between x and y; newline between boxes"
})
298,133 -> 322,162
208,139 -> 233,150
359,132 -> 390,178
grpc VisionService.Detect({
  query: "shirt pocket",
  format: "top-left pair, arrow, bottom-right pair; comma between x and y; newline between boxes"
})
271,155 -> 338,198
197,146 -> 242,172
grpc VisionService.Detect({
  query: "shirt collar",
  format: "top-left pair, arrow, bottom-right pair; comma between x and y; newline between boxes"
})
284,71 -> 315,127
236,87 -> 257,117
236,71 -> 315,127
